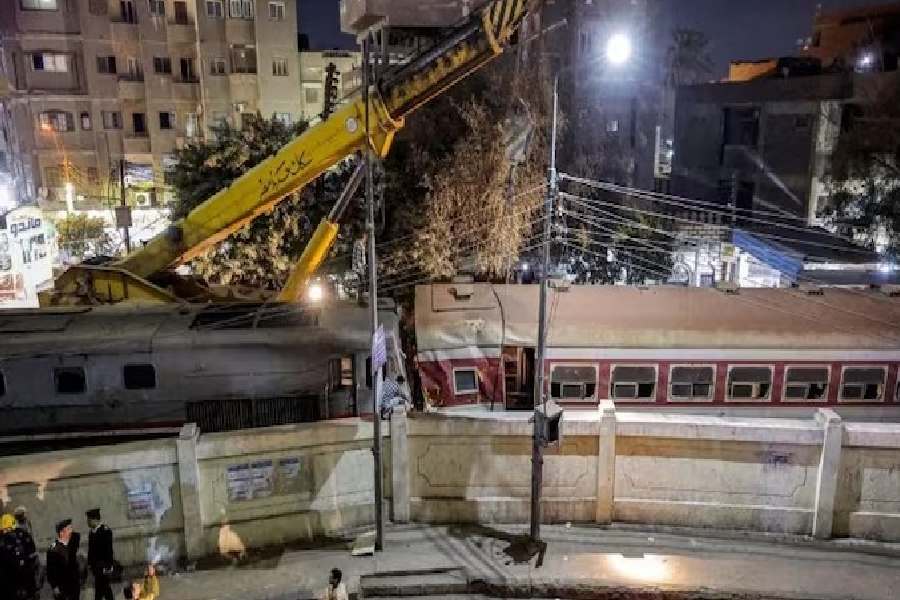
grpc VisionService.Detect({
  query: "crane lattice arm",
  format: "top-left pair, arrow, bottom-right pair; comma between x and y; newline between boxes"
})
43,0 -> 531,305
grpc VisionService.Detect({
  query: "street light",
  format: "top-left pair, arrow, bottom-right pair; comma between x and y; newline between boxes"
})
531,32 -> 633,544
606,33 -> 633,66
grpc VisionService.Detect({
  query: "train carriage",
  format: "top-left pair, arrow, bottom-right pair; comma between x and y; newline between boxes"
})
414,283 -> 900,419
0,302 -> 405,436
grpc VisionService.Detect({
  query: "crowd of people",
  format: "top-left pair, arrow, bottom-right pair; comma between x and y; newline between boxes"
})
0,507 -> 158,600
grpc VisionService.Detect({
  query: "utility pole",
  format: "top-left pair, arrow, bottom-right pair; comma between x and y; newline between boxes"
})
118,159 -> 131,253
362,33 -> 385,552
531,75 -> 559,543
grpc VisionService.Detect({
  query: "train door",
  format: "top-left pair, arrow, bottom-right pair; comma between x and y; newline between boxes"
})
326,356 -> 356,418
503,346 -> 534,410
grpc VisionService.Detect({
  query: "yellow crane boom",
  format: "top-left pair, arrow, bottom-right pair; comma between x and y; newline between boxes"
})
42,0 -> 531,306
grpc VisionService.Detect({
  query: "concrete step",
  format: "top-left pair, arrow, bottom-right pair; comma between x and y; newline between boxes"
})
360,567 -> 470,598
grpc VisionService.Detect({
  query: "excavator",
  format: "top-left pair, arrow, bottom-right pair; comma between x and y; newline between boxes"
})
40,0 -> 533,306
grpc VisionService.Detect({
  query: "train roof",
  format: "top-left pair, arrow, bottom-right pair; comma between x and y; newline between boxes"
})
414,283 -> 900,351
0,301 -> 397,357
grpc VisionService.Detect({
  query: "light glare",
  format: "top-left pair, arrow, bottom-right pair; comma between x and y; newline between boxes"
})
606,33 -> 632,66
307,282 -> 324,302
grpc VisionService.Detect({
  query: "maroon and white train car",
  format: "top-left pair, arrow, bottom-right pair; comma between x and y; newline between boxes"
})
414,283 -> 900,418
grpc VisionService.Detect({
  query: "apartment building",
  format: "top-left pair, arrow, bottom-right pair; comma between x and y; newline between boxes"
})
298,50 -> 361,122
0,0 -> 301,209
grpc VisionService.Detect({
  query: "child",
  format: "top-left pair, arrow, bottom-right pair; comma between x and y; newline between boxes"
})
123,564 -> 159,600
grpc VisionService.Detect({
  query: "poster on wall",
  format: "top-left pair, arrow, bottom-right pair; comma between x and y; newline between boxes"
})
250,460 -> 274,499
226,464 -> 253,502
276,457 -> 308,494
126,482 -> 155,520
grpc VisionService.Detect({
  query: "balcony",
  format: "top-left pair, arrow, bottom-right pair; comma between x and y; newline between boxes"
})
172,80 -> 199,101
118,77 -> 146,100
123,135 -> 151,154
167,21 -> 196,44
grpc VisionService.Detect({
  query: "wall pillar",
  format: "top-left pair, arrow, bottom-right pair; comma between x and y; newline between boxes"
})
812,408 -> 843,539
390,407 -> 410,523
176,423 -> 206,561
595,400 -> 617,524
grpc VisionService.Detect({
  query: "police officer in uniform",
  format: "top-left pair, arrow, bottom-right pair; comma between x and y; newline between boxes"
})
85,509 -> 114,600
47,519 -> 81,600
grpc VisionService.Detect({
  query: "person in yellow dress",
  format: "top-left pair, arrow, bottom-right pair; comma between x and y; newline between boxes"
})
124,564 -> 158,600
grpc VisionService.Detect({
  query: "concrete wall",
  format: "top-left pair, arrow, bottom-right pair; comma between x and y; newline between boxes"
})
3,407 -> 900,569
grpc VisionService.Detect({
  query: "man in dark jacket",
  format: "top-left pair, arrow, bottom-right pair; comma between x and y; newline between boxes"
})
85,509 -> 114,600
46,519 -> 81,600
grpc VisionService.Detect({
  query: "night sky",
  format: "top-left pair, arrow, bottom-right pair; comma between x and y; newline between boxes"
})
298,0 -> 885,74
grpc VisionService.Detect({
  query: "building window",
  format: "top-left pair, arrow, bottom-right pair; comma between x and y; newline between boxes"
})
96,56 -> 117,74
125,56 -> 143,80
87,167 -> 98,183
173,0 -> 188,23
453,368 -> 478,395
132,112 -> 147,135
31,53 -> 68,72
153,56 -> 172,74
606,120 -> 619,133
550,365 -> 597,401
611,365 -> 657,401
148,0 -> 164,15
272,58 -> 288,76
102,111 -> 123,129
123,364 -> 156,389
44,166 -> 63,187
205,0 -> 223,17
54,366 -> 86,394
39,111 -> 74,132
727,366 -> 772,401
21,0 -> 57,10
229,0 -> 253,19
80,112 -> 92,130
185,112 -> 198,138
179,57 -> 196,81
230,45 -> 256,74
120,0 -> 137,23
784,366 -> 829,401
159,111 -> 174,129
840,367 -> 886,402
669,366 -> 715,401
329,357 -> 354,390
274,112 -> 291,125
305,87 -> 319,103
268,0 -> 284,20
210,57 -> 226,75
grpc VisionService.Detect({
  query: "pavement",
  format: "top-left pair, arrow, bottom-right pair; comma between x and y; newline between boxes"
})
70,524 -> 900,600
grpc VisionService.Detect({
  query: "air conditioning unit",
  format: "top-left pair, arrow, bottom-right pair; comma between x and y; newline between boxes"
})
134,192 -> 152,207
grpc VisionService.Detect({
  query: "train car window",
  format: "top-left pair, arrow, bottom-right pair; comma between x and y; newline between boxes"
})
329,357 -> 354,390
840,367 -> 886,402
784,367 -> 829,401
54,367 -> 86,394
550,365 -> 597,401
611,365 -> 656,400
669,366 -> 714,401
727,366 -> 771,401
0,372 -> 5,397
124,364 -> 156,390
453,368 -> 478,395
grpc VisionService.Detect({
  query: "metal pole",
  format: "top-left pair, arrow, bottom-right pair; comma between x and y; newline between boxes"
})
362,34 -> 385,552
531,75 -> 559,543
119,159 -> 131,253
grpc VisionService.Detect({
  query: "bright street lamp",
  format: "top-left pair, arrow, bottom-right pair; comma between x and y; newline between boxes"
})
606,33 -> 632,66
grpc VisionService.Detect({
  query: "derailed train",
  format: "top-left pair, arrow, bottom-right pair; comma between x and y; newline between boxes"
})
0,301 -> 405,436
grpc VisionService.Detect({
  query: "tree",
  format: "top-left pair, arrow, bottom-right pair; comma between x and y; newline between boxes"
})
54,213 -> 111,262
169,114 -> 366,291
822,78 -> 900,260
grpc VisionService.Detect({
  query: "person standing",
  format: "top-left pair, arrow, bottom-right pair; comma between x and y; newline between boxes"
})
379,375 -> 408,419
4,512 -> 38,600
86,509 -> 114,600
47,519 -> 81,600
1,514 -> 18,600
322,568 -> 348,600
